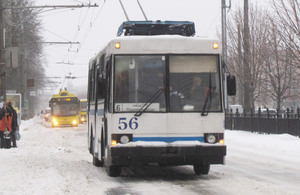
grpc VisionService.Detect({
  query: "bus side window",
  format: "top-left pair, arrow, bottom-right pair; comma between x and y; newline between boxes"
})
97,55 -> 106,100
89,62 -> 96,103
106,57 -> 113,113
97,75 -> 106,99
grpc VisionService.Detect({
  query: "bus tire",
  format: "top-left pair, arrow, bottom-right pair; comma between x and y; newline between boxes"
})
194,163 -> 210,175
106,165 -> 121,177
89,133 -> 93,154
93,155 -> 103,167
90,133 -> 104,167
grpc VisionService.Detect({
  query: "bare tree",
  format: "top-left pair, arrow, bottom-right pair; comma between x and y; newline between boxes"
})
4,0 -> 45,117
269,0 -> 300,109
262,19 -> 297,110
271,0 -> 300,66
226,4 -> 270,110
4,0 -> 45,93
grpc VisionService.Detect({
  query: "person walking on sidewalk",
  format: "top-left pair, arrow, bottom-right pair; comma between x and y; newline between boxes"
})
6,100 -> 19,148
0,103 -> 11,149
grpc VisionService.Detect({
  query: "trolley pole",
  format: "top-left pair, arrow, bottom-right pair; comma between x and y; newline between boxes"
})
0,0 -> 6,103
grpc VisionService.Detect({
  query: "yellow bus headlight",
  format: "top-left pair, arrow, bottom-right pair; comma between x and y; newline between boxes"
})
72,120 -> 77,125
111,140 -> 117,146
52,118 -> 56,122
213,43 -> 219,49
219,139 -> 224,145
115,42 -> 120,49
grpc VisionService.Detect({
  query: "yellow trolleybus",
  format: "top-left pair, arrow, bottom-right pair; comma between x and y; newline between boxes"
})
80,99 -> 88,123
49,90 -> 80,127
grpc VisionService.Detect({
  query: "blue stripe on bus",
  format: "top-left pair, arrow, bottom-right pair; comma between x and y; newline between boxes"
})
133,136 -> 204,142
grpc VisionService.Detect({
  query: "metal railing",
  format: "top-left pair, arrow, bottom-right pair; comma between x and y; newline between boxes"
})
225,108 -> 300,137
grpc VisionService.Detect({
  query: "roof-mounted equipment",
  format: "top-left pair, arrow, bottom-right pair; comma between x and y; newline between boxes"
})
117,20 -> 195,37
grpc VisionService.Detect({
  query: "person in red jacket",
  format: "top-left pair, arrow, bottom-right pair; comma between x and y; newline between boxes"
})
0,103 -> 11,148
6,101 -> 18,147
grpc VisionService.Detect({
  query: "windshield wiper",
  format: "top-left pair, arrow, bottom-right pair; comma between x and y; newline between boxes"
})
134,88 -> 164,117
201,72 -> 215,116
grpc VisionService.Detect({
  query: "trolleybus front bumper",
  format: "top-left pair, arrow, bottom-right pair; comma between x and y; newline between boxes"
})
107,144 -> 226,166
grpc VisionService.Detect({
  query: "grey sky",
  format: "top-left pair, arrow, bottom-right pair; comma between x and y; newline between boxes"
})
34,0 -> 267,93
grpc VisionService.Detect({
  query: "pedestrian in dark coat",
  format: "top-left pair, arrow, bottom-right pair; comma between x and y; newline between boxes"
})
6,101 -> 19,147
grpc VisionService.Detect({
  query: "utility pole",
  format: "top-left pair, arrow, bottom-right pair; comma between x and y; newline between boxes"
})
243,0 -> 251,112
222,0 -> 231,109
0,0 -> 5,103
221,0 -> 230,65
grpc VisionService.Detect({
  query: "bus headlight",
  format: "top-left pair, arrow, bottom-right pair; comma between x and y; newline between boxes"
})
111,140 -> 117,146
120,135 -> 130,144
206,134 -> 217,143
213,43 -> 219,49
111,134 -> 132,145
115,42 -> 121,49
204,133 -> 224,144
53,121 -> 58,126
72,120 -> 77,125
219,139 -> 224,144
52,118 -> 56,122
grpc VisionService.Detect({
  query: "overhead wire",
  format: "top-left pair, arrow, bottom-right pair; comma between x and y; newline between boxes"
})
70,0 -> 106,62
71,8 -> 83,44
204,11 -> 221,36
71,0 -> 87,4
43,28 -> 73,42
69,4 -> 91,53
36,0 -> 105,82
5,0 -> 100,92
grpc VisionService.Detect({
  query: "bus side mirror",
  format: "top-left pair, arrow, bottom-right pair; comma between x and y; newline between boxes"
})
227,75 -> 236,96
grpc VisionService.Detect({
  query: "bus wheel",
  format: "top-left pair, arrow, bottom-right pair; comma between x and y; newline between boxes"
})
89,134 -> 93,154
93,155 -> 103,167
194,163 -> 210,175
91,136 -> 104,167
106,165 -> 121,177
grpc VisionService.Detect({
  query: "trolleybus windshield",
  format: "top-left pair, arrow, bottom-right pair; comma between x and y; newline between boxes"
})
114,55 -> 166,112
80,101 -> 87,112
114,55 -> 222,113
52,102 -> 78,116
169,55 -> 222,112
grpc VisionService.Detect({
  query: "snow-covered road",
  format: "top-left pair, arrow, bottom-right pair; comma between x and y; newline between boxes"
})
1,117 -> 300,195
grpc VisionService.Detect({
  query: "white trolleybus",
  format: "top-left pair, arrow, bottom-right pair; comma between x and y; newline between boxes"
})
87,21 -> 236,177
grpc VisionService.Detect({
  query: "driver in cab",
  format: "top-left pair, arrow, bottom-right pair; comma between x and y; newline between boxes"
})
188,75 -> 209,109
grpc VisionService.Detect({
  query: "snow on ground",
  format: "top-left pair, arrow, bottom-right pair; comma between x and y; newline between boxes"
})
0,116 -> 300,195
